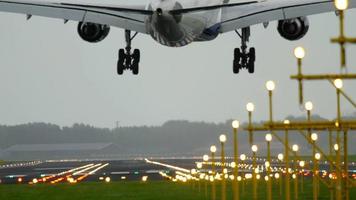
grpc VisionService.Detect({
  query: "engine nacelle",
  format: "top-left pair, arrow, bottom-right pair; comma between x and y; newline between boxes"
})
77,22 -> 110,43
277,17 -> 309,41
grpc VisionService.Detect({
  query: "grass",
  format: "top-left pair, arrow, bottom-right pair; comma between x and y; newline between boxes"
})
0,179 -> 355,200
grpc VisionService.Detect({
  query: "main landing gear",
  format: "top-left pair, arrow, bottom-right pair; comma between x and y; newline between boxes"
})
117,30 -> 141,75
233,27 -> 255,74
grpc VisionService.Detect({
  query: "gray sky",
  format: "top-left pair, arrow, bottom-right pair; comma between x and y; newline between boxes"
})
0,0 -> 355,128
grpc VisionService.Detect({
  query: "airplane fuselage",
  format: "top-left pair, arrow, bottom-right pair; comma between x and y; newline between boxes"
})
146,0 -> 226,47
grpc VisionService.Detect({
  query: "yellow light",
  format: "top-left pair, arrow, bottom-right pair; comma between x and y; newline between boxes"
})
210,145 -> 217,153
292,144 -> 299,152
203,154 -> 209,161
315,153 -> 321,160
334,79 -> 343,89
196,163 -> 203,169
251,145 -> 258,152
191,169 -> 197,174
305,101 -> 313,111
265,161 -> 270,168
299,161 -> 305,167
32,178 -> 38,184
294,46 -> 305,59
256,174 -> 261,180
237,176 -> 242,181
223,168 -> 228,174
335,0 -> 348,10
311,133 -> 318,141
229,175 -> 235,180
264,176 -> 269,181
274,173 -> 280,179
283,119 -> 290,125
254,168 -> 260,174
142,176 -> 148,182
277,153 -> 284,161
292,174 -> 297,179
265,133 -> 272,142
334,144 -> 339,151
232,120 -> 240,128
219,134 -> 227,143
266,80 -> 276,91
105,177 -> 111,183
17,177 -> 23,183
231,162 -> 236,168
240,154 -> 246,161
246,102 -> 255,112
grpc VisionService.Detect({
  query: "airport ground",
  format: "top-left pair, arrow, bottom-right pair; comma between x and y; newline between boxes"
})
0,159 -> 356,199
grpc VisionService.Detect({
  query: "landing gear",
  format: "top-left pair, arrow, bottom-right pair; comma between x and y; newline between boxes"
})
233,27 -> 255,74
117,30 -> 140,75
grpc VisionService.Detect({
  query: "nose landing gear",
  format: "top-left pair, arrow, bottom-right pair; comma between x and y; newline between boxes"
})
233,27 -> 255,74
117,30 -> 141,75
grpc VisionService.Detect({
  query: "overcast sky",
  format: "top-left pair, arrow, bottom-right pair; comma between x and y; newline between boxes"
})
0,0 -> 355,128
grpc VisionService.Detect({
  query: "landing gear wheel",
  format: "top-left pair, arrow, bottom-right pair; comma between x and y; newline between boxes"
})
133,49 -> 140,63
117,61 -> 124,75
248,48 -> 255,74
247,61 -> 255,74
233,60 -> 241,74
232,27 -> 256,74
118,49 -> 125,61
132,62 -> 139,75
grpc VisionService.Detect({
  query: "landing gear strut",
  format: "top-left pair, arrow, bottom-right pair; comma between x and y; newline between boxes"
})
233,27 -> 255,74
117,30 -> 140,75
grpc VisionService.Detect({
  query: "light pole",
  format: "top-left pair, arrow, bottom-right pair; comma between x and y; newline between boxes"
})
311,132 -> 318,200
252,144 -> 258,200
315,153 -> 321,197
334,78 -> 343,200
292,144 -> 299,200
284,120 -> 291,200
203,154 -> 209,199
219,134 -> 227,200
277,153 -> 284,198
266,80 -> 276,123
240,154 -> 246,196
210,145 -> 217,200
232,120 -> 240,200
294,46 -> 306,105
246,103 -> 255,146
197,163 -> 203,193
265,133 -> 273,200
299,160 -> 305,194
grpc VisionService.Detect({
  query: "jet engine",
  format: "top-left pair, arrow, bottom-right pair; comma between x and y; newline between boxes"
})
77,22 -> 110,43
277,17 -> 309,41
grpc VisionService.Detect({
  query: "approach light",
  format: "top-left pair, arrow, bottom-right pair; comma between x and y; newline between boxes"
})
311,133 -> 318,141
334,144 -> 339,151
105,177 -> 111,183
334,79 -> 343,89
299,161 -> 305,167
292,144 -> 299,152
197,163 -> 203,169
265,133 -> 272,142
251,145 -> 258,152
305,101 -> 313,111
210,145 -> 217,153
240,154 -> 246,161
232,120 -> 240,129
266,81 -> 276,91
203,154 -> 209,162
246,103 -> 255,112
219,134 -> 227,143
335,0 -> 348,10
315,153 -> 321,160
277,153 -> 284,161
284,119 -> 290,125
294,46 -> 305,59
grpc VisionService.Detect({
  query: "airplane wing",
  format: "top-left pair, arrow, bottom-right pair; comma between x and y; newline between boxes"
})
0,0 -> 153,33
171,0 -> 356,33
219,0 -> 356,32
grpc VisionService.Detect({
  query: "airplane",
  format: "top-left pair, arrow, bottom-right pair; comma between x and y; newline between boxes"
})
0,0 -> 354,75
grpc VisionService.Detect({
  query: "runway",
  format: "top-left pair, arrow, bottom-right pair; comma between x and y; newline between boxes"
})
1,158 -> 355,184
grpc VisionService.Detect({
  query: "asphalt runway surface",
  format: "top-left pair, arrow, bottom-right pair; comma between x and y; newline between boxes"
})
0,158 -> 355,184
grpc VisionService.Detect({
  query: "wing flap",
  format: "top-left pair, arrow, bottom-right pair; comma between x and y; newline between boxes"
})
0,0 -> 149,33
219,0 -> 356,33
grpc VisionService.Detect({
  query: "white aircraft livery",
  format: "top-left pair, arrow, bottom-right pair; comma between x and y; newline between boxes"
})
0,0 -> 355,74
